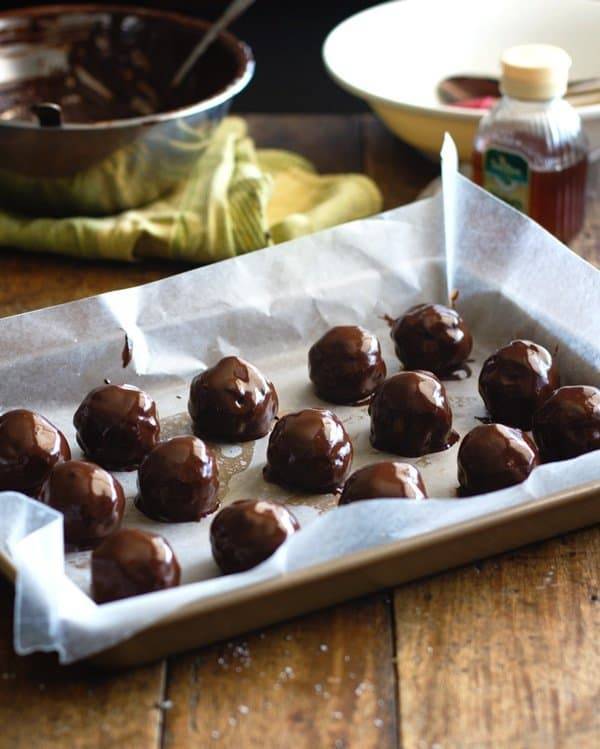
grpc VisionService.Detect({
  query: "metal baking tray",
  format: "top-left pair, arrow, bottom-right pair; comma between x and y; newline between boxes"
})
1,163 -> 599,667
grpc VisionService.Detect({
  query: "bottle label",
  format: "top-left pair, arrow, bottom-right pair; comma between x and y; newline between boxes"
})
482,148 -> 530,213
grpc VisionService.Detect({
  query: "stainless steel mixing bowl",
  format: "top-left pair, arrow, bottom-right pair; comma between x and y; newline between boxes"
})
0,4 -> 254,216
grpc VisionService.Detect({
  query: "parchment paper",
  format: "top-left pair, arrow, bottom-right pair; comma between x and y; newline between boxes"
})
1,136 -> 599,664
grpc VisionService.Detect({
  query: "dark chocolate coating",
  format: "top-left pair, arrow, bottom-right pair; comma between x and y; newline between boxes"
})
91,528 -> 180,604
457,423 -> 540,495
136,436 -> 219,522
479,340 -> 559,429
39,460 -> 125,549
210,499 -> 300,574
339,461 -> 427,505
532,385 -> 600,462
0,409 -> 70,497
391,303 -> 473,376
188,357 -> 278,442
369,371 -> 457,456
73,384 -> 160,471
264,408 -> 353,492
308,325 -> 387,404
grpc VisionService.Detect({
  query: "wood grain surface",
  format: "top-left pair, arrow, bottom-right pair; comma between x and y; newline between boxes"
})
0,114 -> 598,749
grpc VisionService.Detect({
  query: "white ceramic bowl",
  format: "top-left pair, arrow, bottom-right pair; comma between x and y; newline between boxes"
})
323,0 -> 600,160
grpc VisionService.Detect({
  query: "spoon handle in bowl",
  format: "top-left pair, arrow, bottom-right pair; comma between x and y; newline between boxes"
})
172,0 -> 255,87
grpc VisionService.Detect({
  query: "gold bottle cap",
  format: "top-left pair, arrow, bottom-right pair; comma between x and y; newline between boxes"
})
500,44 -> 571,101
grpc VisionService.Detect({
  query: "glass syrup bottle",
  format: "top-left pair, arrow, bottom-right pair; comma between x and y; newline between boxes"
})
473,44 -> 588,244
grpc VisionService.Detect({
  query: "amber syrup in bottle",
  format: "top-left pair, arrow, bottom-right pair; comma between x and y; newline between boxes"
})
473,44 -> 588,244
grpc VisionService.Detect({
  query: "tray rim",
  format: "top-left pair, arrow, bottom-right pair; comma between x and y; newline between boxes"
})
2,476 -> 599,667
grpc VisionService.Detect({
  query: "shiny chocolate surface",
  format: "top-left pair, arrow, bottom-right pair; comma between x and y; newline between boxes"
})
369,371 -> 457,456
136,436 -> 219,522
390,303 -> 472,376
308,325 -> 386,404
478,340 -> 559,429
457,423 -> 539,495
188,356 -> 278,442
532,385 -> 600,462
210,499 -> 300,574
40,459 -> 124,549
0,409 -> 70,497
264,408 -> 353,493
73,384 -> 160,471
91,528 -> 180,604
339,461 -> 427,504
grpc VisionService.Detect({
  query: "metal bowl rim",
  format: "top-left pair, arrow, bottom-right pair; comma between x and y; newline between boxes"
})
0,3 -> 255,131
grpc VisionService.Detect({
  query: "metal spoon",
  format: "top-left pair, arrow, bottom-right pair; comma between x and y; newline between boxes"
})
172,0 -> 255,88
438,74 -> 600,107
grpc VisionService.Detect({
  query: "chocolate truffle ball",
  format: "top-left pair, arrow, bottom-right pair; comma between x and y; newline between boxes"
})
532,385 -> 600,462
188,356 -> 278,442
457,423 -> 540,495
264,408 -> 353,492
479,340 -> 559,429
73,384 -> 160,471
339,461 -> 427,505
210,499 -> 300,574
308,325 -> 387,404
39,460 -> 125,549
91,528 -> 180,604
0,409 -> 70,497
136,436 -> 219,522
390,303 -> 473,376
370,371 -> 457,456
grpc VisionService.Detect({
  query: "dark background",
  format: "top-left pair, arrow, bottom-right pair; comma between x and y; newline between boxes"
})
0,0 -> 380,112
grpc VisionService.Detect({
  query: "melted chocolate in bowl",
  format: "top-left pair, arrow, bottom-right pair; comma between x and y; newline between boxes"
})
39,459 -> 125,549
478,339 -> 559,430
0,6 -> 247,125
532,385 -> 600,462
210,499 -> 300,574
0,409 -> 70,496
339,461 -> 428,504
91,527 -> 181,604
369,371 -> 458,456
188,356 -> 279,442
264,408 -> 353,493
308,325 -> 386,404
136,436 -> 220,522
457,423 -> 540,495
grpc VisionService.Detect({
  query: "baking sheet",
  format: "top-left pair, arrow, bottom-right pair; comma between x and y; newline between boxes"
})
1,136 -> 599,664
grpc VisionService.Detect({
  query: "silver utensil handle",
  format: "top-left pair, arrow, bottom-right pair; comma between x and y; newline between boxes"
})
172,0 -> 255,88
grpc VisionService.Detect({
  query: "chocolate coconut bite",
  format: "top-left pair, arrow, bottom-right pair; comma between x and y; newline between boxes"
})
188,356 -> 278,442
73,384 -> 160,471
390,303 -> 473,376
0,409 -> 70,497
478,340 -> 559,429
457,423 -> 539,495
532,385 -> 600,462
40,460 -> 125,549
264,408 -> 353,493
339,461 -> 427,505
136,436 -> 219,522
91,528 -> 180,604
308,325 -> 387,404
370,371 -> 457,456
210,499 -> 300,574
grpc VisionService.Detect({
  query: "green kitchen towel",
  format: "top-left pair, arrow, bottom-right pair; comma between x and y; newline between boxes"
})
0,118 -> 382,263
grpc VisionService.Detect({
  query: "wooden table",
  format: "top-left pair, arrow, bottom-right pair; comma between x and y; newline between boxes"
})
0,115 -> 598,749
